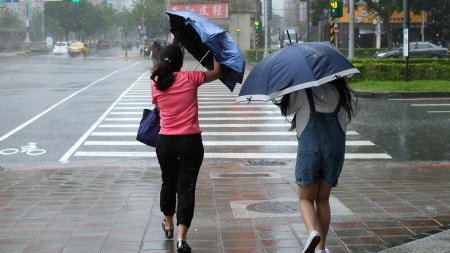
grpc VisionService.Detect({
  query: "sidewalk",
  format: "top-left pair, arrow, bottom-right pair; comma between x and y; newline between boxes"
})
0,159 -> 449,253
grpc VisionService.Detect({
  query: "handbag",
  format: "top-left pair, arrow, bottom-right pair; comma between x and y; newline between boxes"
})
136,107 -> 161,147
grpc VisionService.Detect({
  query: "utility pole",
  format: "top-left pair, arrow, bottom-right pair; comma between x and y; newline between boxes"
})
306,0 -> 310,41
403,0 -> 410,81
348,0 -> 355,59
263,0 -> 268,57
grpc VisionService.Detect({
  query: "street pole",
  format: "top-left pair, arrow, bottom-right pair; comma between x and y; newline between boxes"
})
306,0 -> 310,41
348,0 -> 355,59
403,0 -> 410,81
263,0 -> 268,57
24,0 -> 31,54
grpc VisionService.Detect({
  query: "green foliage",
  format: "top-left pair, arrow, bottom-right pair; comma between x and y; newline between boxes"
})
351,59 -> 450,81
130,0 -> 168,39
44,0 -> 117,40
0,11 -> 23,29
244,48 -> 278,62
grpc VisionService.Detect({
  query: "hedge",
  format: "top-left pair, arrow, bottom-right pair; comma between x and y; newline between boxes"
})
244,49 -> 450,81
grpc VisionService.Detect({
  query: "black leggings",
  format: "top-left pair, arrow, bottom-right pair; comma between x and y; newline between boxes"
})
156,134 -> 204,227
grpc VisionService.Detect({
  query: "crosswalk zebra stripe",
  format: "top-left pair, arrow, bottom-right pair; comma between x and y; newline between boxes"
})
109,111 -> 280,115
98,123 -> 290,128
104,116 -> 285,121
83,140 -> 373,146
74,151 -> 391,159
90,131 -> 359,136
113,105 -> 275,109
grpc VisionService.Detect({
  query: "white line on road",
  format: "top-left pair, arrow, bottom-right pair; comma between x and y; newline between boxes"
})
411,104 -> 450,106
98,123 -> 290,128
109,111 -> 279,115
83,140 -> 374,146
0,62 -> 141,143
428,111 -> 450,113
389,98 -> 450,101
90,131 -> 359,136
74,151 -> 390,159
104,116 -> 286,121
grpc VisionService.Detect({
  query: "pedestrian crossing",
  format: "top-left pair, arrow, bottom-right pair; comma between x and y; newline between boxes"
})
60,72 -> 392,162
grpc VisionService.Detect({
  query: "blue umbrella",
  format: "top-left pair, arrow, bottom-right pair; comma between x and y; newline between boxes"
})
166,10 -> 246,92
237,42 -> 359,102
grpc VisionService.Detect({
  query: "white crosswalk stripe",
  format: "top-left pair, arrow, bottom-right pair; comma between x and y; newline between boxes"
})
64,71 -> 392,162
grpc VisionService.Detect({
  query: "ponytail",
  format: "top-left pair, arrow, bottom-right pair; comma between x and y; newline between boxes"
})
151,44 -> 183,91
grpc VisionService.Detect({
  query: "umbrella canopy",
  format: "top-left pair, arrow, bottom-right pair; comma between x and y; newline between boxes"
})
237,42 -> 359,102
166,10 -> 246,92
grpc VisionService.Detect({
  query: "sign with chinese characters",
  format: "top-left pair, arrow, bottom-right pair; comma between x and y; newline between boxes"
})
167,3 -> 228,19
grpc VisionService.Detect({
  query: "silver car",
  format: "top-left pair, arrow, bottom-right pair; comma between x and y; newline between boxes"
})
375,42 -> 449,59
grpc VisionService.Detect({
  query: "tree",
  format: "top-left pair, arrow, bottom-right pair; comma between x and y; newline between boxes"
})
364,0 -> 402,49
410,0 -> 449,45
0,11 -> 23,30
130,0 -> 168,40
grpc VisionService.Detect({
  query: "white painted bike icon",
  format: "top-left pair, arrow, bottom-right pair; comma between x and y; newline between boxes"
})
0,143 -> 46,156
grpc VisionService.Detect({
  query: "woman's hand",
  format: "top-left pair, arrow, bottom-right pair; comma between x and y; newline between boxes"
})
204,57 -> 221,83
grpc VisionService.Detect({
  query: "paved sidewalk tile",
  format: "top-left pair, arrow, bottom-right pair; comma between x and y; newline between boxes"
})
0,159 -> 449,253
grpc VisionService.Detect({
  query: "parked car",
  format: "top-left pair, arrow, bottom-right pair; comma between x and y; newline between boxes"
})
68,42 -> 89,57
52,41 -> 69,55
96,40 -> 110,49
375,42 -> 449,59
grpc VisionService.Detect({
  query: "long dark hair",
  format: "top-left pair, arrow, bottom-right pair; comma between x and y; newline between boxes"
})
273,77 -> 358,131
151,44 -> 184,91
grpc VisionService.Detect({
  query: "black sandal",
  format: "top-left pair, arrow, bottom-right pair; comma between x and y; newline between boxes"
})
176,240 -> 191,253
161,220 -> 174,239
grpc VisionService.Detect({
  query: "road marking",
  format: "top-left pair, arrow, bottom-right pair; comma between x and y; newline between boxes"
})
90,131 -> 359,136
59,71 -> 145,163
109,111 -> 280,115
389,98 -> 450,101
0,62 -> 141,143
428,111 -> 450,113
411,104 -> 450,106
74,151 -> 391,159
113,105 -> 275,109
98,123 -> 290,128
67,71 -> 389,162
83,140 -> 373,146
104,116 -> 286,121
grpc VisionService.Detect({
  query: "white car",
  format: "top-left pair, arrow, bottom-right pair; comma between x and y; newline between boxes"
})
53,41 -> 69,55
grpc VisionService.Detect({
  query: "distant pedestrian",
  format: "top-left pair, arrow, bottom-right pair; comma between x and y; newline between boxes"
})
151,40 -> 161,65
151,44 -> 221,253
274,78 -> 357,253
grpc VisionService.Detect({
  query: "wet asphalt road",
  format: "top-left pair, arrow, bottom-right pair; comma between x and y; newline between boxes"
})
0,48 -> 449,169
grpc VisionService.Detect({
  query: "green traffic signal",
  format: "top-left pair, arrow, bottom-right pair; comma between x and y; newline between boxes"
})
72,0 -> 80,3
329,1 -> 343,18
254,21 -> 260,31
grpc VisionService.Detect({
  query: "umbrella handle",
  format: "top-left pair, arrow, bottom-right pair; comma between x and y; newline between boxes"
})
194,50 -> 211,70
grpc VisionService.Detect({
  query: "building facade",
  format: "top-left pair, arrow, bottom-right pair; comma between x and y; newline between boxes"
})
166,0 -> 258,51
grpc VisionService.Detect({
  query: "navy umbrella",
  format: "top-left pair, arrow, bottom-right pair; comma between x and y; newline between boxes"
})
166,10 -> 246,92
237,42 -> 359,102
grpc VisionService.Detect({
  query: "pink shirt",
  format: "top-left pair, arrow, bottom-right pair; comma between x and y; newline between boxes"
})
151,71 -> 206,135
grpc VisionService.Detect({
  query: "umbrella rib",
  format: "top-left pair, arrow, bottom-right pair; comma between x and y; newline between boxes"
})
194,50 -> 211,70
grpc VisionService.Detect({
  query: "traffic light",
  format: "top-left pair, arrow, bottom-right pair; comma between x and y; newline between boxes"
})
236,28 -> 240,36
72,0 -> 80,3
329,1 -> 343,18
254,21 -> 260,31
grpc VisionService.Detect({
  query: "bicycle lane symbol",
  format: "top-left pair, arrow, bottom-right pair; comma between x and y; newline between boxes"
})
0,143 -> 46,156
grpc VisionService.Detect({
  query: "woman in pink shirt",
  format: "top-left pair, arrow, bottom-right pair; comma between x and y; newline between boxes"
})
151,44 -> 220,253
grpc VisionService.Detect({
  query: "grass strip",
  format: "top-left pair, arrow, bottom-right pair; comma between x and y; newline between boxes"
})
350,80 -> 450,92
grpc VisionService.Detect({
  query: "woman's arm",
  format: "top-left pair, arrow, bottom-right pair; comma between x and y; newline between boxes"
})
204,56 -> 221,83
